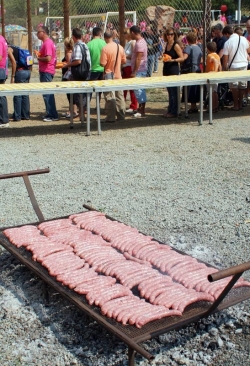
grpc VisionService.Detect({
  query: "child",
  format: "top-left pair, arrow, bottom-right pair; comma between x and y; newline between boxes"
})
206,41 -> 221,112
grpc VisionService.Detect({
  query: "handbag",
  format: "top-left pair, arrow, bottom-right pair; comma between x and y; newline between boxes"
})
104,44 -> 119,80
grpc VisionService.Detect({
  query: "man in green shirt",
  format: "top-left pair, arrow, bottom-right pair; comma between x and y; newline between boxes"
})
87,27 -> 106,80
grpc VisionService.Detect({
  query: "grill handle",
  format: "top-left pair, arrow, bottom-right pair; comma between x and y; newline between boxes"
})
208,261 -> 250,282
0,168 -> 50,222
83,203 -> 96,211
0,168 -> 50,180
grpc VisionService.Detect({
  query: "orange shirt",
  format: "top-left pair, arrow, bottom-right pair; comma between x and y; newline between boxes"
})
100,42 -> 126,79
206,53 -> 220,72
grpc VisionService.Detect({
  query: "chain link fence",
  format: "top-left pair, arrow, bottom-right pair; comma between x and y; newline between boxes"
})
42,1 -> 206,37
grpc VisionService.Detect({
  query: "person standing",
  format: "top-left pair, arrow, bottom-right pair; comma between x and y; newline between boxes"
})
63,28 -> 91,117
8,45 -> 31,121
244,19 -> 250,41
222,25 -> 250,111
182,32 -> 202,113
36,26 -> 59,122
212,23 -> 227,61
243,20 -> 250,97
61,37 -> 78,119
100,31 -> 126,122
130,25 -> 148,117
0,35 -> 9,127
142,26 -> 160,76
122,28 -> 138,114
162,28 -> 183,118
87,27 -> 106,81
205,41 -> 221,112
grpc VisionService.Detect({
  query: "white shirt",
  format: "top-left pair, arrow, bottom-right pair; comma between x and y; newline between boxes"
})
223,33 -> 249,68
122,40 -> 135,67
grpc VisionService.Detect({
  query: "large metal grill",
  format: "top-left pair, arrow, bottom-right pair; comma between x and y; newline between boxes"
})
1,169 -> 250,366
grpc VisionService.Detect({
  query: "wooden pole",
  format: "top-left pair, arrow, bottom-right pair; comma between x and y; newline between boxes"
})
1,0 -> 5,38
203,0 -> 211,71
27,0 -> 32,53
64,0 -> 70,38
118,0 -> 125,47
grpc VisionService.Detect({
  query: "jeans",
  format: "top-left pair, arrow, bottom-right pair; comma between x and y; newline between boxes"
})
39,72 -> 58,119
167,86 -> 178,115
0,68 -> 8,124
134,71 -> 147,104
146,54 -> 154,77
13,70 -> 31,120
89,71 -> 104,102
90,71 -> 103,81
153,52 -> 160,72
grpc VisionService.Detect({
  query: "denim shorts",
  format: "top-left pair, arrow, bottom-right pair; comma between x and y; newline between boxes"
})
134,71 -> 147,104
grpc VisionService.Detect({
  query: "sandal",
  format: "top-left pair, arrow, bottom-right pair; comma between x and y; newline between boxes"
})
188,109 -> 198,114
66,113 -> 79,118
163,113 -> 177,118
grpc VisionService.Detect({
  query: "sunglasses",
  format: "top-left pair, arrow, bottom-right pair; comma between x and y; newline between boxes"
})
167,33 -> 174,36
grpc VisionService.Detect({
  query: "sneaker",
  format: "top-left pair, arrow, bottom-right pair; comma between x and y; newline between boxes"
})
66,113 -> 79,119
0,122 -> 10,128
153,71 -> 158,73
126,108 -> 134,113
133,112 -> 142,118
43,117 -> 59,122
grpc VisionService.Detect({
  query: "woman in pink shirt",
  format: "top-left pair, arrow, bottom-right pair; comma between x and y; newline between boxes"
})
0,35 -> 9,127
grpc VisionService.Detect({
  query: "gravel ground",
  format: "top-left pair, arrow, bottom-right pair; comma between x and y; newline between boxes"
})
0,74 -> 250,365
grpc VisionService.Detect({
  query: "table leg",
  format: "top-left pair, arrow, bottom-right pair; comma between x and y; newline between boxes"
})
199,85 -> 204,125
86,93 -> 91,136
96,92 -> 101,135
209,84 -> 213,125
79,94 -> 84,125
69,93 -> 74,129
177,86 -> 181,116
184,86 -> 188,118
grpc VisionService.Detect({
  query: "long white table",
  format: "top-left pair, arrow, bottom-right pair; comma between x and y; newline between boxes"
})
90,74 -> 208,134
1,71 -> 249,135
0,81 -> 93,135
206,70 -> 250,124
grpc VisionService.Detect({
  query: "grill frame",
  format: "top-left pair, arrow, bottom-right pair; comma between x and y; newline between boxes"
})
1,170 -> 250,365
1,216 -> 250,365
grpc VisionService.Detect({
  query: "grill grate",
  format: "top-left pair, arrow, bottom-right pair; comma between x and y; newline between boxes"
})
1,217 -> 250,365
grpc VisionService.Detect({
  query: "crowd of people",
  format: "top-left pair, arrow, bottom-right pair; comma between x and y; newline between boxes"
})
0,19 -> 250,128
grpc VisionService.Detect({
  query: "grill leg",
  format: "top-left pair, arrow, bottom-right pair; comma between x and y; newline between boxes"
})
128,347 -> 136,366
43,283 -> 50,305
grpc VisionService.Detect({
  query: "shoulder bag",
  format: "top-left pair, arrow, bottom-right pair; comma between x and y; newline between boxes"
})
228,36 -> 240,70
71,43 -> 90,81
